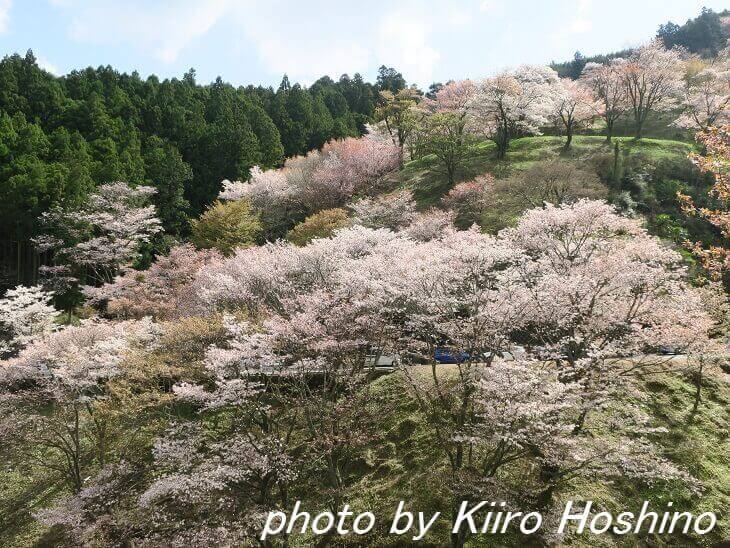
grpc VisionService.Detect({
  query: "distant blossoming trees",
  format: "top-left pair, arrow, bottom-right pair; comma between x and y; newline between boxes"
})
219,135 -> 400,239
551,78 -> 601,149
675,52 -> 730,130
0,285 -> 56,358
469,65 -> 561,157
580,61 -> 629,142
33,182 -> 162,310
614,40 -> 684,138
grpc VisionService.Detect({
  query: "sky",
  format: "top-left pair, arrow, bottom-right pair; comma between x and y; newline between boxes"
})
0,0 -> 728,89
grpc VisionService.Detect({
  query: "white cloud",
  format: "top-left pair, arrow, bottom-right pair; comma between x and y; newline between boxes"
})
0,0 -> 11,34
447,6 -> 472,26
569,18 -> 591,33
252,37 -> 370,85
568,0 -> 592,33
550,0 -> 593,44
37,56 -> 59,75
479,0 -> 498,13
376,9 -> 440,87
62,0 -> 234,62
52,0 -> 444,87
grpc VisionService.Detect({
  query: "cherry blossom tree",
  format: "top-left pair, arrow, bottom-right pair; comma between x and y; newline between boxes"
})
551,78 -> 601,149
135,420 -> 295,546
219,166 -> 290,204
0,319 -> 161,492
403,209 -> 456,241
470,66 -> 560,158
441,174 -> 493,228
616,40 -> 684,138
675,54 -> 730,131
501,200 -> 713,422
219,165 -> 297,240
318,136 -> 401,194
305,136 -> 401,209
218,136 -> 400,236
349,190 -> 417,230
678,125 -> 730,278
0,285 -> 56,358
85,244 -> 220,320
33,182 -> 162,310
580,61 -> 630,142
418,80 -> 479,184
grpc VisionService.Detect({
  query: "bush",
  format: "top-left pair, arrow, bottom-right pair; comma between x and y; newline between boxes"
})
191,199 -> 262,255
286,208 -> 351,246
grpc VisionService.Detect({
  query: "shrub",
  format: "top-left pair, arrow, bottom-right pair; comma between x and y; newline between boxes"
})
286,208 -> 351,246
191,199 -> 262,255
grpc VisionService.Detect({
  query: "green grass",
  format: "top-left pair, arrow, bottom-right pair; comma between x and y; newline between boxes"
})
333,365 -> 729,547
388,135 -> 696,209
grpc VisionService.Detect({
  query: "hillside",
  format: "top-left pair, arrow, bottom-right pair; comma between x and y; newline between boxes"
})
1,10 -> 729,547
395,136 -> 695,206
342,365 -> 730,547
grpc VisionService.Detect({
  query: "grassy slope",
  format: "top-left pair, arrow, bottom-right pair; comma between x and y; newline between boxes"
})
331,366 -> 729,547
3,136 -> 721,547
387,135 -> 695,209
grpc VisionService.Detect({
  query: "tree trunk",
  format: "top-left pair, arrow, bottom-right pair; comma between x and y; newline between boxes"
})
496,138 -> 508,159
563,128 -> 573,151
450,499 -> 469,548
446,160 -> 456,185
605,119 -> 613,143
612,142 -> 621,187
634,117 -> 643,140
689,363 -> 703,421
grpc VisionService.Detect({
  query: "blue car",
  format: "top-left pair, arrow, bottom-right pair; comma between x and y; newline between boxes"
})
434,347 -> 470,364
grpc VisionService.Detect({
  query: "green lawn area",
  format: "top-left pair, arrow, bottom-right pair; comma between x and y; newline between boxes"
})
332,362 -> 729,547
388,135 -> 696,208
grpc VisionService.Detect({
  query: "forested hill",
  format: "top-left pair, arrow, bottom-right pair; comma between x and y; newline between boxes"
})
551,6 -> 730,78
0,52 -> 396,243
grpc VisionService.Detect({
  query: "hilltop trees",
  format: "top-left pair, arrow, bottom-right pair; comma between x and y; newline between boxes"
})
0,53 -> 383,288
675,54 -> 730,131
418,80 -> 478,183
142,136 -> 192,236
616,41 -> 684,138
579,61 -> 629,142
657,7 -> 727,57
551,78 -> 600,149
470,66 -> 560,158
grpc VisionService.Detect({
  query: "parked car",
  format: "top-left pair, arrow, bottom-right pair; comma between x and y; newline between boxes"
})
434,347 -> 470,363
